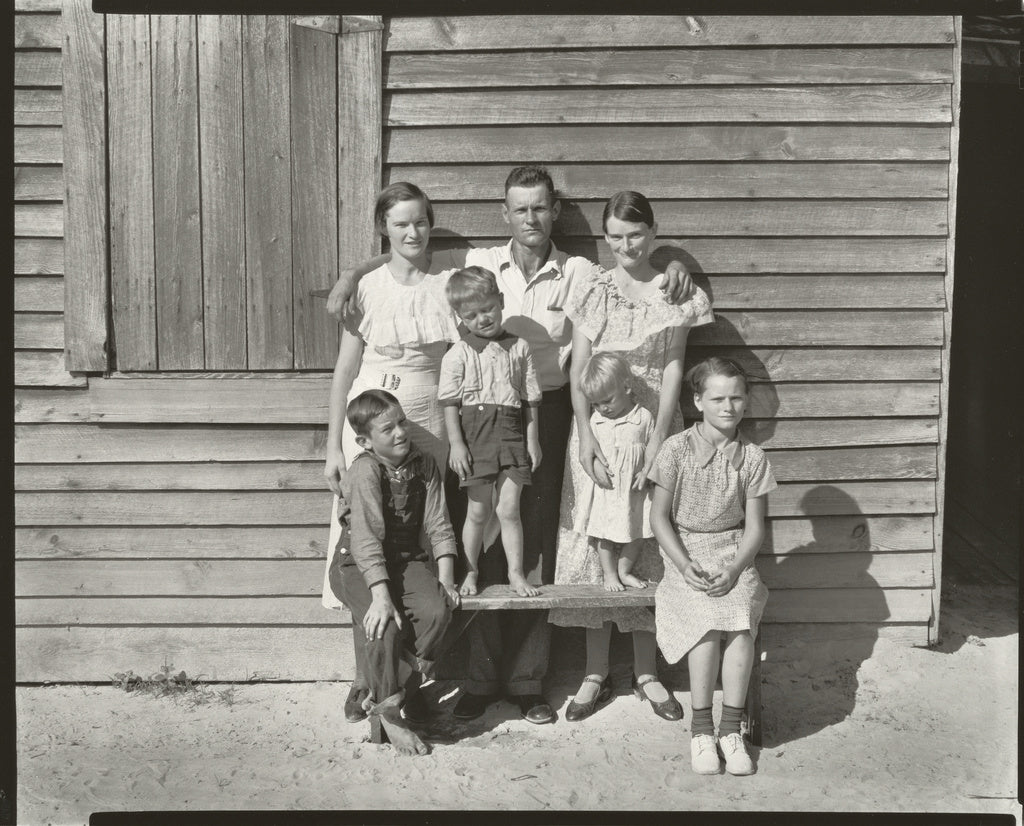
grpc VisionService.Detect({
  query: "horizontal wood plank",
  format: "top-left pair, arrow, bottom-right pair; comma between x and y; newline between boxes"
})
385,125 -> 951,163
763,621 -> 931,654
692,311 -> 944,347
387,162 -> 950,200
15,0 -> 62,9
15,203 -> 63,237
385,16 -> 955,51
15,353 -> 86,388
11,445 -> 934,492
15,89 -> 62,125
14,313 -> 63,349
687,347 -> 941,380
15,627 -> 353,681
15,491 -> 333,525
15,461 -> 327,491
764,588 -> 932,624
15,11 -> 61,47
13,586 -> 926,627
14,480 -> 933,526
386,47 -> 953,88
435,200 -> 949,238
15,165 -> 63,200
386,86 -> 951,126
16,596 -> 350,626
435,237 -> 948,272
15,50 -> 62,86
14,277 -> 63,312
15,127 -> 62,164
16,526 -> 329,559
764,515 -> 934,555
15,238 -> 63,274
82,375 -> 939,422
768,481 -> 936,516
695,276 -> 946,311
15,424 -> 328,461
15,551 -> 932,598
13,417 -> 936,463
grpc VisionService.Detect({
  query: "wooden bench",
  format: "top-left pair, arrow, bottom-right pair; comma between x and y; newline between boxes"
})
370,583 -> 763,746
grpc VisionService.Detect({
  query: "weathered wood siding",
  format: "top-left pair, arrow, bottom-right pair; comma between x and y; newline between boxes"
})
15,14 -> 960,681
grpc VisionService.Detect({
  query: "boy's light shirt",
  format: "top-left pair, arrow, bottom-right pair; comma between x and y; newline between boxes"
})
438,328 -> 542,409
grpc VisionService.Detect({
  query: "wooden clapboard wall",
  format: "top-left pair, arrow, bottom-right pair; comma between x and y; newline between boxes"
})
14,12 -> 960,682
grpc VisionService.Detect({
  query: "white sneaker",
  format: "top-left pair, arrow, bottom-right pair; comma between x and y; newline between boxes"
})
690,734 -> 721,774
719,732 -> 755,775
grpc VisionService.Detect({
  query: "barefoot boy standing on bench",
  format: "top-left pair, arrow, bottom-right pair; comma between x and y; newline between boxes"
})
334,389 -> 462,755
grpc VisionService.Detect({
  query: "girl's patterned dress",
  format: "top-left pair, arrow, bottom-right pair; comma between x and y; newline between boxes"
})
322,263 -> 459,610
550,268 -> 714,632
573,404 -> 655,544
647,425 -> 777,662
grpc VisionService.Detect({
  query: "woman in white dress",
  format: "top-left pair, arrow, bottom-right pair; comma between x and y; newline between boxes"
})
550,191 -> 715,722
320,182 -> 460,721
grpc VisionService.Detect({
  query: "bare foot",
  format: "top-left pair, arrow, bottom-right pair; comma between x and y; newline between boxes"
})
378,710 -> 431,756
509,573 -> 540,597
619,572 -> 647,589
459,572 -> 478,596
603,574 -> 626,592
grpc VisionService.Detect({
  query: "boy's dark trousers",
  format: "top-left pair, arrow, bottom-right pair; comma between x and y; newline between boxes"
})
338,555 -> 453,703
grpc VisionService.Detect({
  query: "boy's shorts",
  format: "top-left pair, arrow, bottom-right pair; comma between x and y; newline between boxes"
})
458,403 -> 532,488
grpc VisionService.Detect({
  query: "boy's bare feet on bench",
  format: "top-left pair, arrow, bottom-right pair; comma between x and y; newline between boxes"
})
459,571 -> 479,596
619,572 -> 648,589
509,571 -> 540,597
603,573 -> 626,592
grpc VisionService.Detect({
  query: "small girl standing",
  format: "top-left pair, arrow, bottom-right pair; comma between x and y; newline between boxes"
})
649,356 -> 776,776
574,353 -> 654,592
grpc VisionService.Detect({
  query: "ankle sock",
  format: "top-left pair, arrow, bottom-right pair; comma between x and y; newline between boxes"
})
691,705 -> 714,737
719,704 -> 744,738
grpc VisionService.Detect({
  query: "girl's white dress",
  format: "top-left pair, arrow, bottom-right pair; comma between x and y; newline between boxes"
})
321,264 -> 459,610
647,426 -> 777,662
573,404 -> 655,544
550,268 -> 714,632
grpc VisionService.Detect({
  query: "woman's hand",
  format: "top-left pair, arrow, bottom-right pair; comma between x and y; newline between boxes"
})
682,560 -> 710,591
579,432 -> 612,489
660,261 -> 695,305
633,433 -> 664,491
706,566 -> 740,598
528,439 -> 543,472
440,581 -> 462,609
449,443 -> 473,483
324,447 -> 347,496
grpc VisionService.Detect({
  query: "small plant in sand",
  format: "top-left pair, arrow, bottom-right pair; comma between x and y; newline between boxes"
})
111,662 -> 237,707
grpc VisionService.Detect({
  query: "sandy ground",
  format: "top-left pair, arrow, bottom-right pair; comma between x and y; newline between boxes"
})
16,577 -> 1020,823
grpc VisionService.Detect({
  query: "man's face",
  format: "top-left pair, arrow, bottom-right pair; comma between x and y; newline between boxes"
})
502,184 -> 560,249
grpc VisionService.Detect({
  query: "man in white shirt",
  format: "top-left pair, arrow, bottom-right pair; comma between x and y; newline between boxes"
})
327,166 -> 693,725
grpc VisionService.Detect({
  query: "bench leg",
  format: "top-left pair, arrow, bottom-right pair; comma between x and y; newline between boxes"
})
369,714 -> 388,745
744,631 -> 763,747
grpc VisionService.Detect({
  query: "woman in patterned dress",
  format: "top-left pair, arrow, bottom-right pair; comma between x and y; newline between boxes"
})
550,191 -> 715,722
648,356 -> 776,776
321,182 -> 460,722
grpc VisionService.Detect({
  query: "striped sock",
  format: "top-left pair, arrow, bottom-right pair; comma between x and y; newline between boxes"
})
691,705 -> 715,737
719,704 -> 744,738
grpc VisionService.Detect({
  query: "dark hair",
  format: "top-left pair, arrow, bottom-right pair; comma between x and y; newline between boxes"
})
602,190 -> 655,233
504,165 -> 556,202
347,389 -> 402,437
374,182 -> 434,233
445,266 -> 501,312
686,356 -> 750,396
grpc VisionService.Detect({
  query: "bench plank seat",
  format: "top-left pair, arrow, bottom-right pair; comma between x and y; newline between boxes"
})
459,583 -> 657,611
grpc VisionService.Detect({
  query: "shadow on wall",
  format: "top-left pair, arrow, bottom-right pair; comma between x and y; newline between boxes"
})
760,485 -> 887,748
554,198 -> 600,266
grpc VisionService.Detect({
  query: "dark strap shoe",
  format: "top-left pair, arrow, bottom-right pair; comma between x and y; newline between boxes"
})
402,688 -> 430,725
565,675 -> 613,722
633,674 -> 683,721
511,693 -> 556,725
